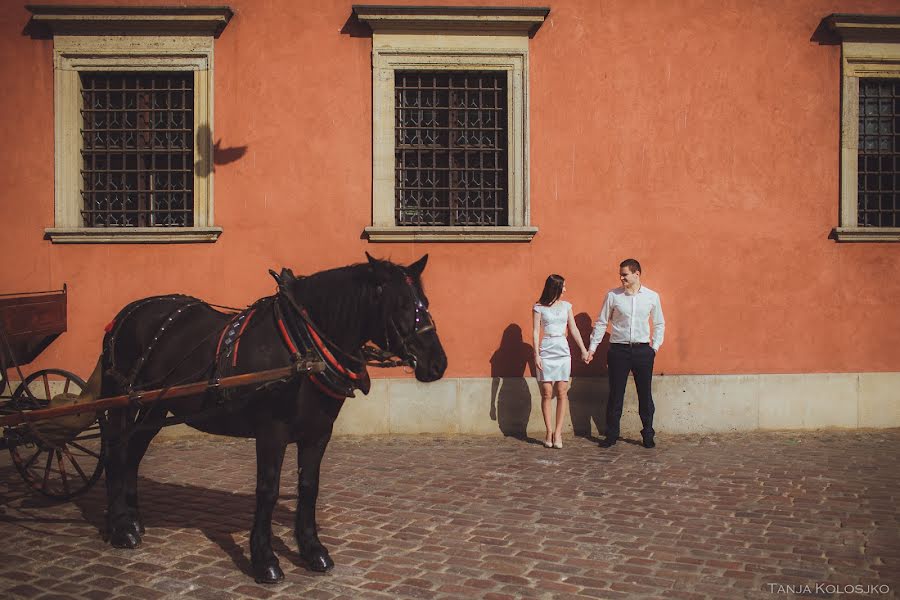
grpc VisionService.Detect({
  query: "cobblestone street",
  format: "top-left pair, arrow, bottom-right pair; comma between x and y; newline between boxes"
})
1,429 -> 898,599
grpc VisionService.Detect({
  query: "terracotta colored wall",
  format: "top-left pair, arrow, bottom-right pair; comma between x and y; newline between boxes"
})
1,0 -> 899,383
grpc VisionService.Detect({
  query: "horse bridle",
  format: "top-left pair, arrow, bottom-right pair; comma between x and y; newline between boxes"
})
364,276 -> 435,370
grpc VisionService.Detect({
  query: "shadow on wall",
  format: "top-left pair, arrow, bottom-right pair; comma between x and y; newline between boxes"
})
195,124 -> 249,177
489,324 -> 535,439
568,312 -> 609,440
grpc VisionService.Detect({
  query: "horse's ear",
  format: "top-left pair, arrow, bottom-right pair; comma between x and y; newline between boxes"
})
280,267 -> 296,283
365,252 -> 378,266
407,254 -> 428,277
269,268 -> 296,289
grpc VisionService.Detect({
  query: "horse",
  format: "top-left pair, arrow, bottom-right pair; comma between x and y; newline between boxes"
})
94,253 -> 447,583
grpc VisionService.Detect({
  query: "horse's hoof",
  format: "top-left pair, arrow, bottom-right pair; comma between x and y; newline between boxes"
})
109,529 -> 141,549
305,552 -> 334,572
125,517 -> 145,535
254,564 -> 284,584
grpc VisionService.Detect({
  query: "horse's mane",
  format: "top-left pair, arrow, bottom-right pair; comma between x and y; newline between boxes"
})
287,259 -> 411,349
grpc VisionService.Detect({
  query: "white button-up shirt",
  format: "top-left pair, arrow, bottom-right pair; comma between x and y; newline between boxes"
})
588,285 -> 665,353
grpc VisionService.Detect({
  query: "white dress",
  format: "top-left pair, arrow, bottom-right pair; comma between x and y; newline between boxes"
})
533,301 -> 571,382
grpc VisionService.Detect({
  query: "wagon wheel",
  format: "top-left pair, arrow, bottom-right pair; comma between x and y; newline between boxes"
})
7,369 -> 106,500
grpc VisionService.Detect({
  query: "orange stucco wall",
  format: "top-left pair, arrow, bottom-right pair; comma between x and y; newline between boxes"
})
1,0 -> 899,382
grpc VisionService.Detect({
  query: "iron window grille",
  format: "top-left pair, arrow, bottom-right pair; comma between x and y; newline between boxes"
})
858,79 -> 900,228
80,72 -> 194,228
395,71 -> 508,226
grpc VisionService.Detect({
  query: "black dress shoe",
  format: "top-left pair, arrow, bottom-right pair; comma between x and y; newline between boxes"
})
642,437 -> 656,449
599,437 -> 617,448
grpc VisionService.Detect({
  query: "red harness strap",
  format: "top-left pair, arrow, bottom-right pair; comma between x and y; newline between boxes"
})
276,311 -> 361,381
304,322 -> 360,380
276,318 -> 299,355
231,309 -> 256,367
216,309 -> 257,368
308,374 -> 349,400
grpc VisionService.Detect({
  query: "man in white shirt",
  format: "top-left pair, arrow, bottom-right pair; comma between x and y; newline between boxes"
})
585,259 -> 665,449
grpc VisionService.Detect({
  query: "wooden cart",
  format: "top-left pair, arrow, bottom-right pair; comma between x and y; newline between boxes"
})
0,286 -> 105,500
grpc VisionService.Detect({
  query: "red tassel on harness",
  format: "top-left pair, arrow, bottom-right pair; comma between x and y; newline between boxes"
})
104,319 -> 116,333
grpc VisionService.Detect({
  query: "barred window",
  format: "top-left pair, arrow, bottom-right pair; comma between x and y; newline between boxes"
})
31,6 -> 230,243
357,5 -> 547,242
395,71 -> 508,227
81,73 -> 194,228
858,79 -> 900,228
828,14 -> 900,242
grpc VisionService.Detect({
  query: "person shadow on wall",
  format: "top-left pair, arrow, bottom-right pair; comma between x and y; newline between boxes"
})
489,324 -> 538,442
568,312 -> 610,441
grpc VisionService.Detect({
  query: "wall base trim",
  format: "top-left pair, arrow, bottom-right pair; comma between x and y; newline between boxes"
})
8,373 -> 896,439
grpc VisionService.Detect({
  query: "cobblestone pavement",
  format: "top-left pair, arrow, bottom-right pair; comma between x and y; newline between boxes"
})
1,429 -> 898,600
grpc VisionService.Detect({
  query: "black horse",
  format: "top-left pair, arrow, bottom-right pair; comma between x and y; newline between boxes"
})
94,254 -> 447,583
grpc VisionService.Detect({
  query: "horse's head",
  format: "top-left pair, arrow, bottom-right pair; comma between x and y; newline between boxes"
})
366,253 -> 447,382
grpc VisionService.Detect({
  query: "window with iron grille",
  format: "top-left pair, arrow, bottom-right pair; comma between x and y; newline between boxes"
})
828,14 -> 900,242
81,72 -> 194,228
357,5 -> 547,242
395,71 -> 508,227
32,5 -> 231,243
857,79 -> 900,229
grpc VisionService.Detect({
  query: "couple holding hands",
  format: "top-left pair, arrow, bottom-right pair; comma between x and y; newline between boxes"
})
532,259 -> 665,450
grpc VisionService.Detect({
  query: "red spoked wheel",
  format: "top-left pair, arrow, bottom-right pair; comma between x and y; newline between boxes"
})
7,369 -> 105,500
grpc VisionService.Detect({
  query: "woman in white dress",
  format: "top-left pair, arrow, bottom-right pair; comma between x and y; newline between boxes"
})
532,275 -> 589,448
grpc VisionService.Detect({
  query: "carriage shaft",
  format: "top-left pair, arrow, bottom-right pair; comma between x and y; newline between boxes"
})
0,361 -> 323,428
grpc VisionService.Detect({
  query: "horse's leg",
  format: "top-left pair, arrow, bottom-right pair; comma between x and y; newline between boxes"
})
104,406 -> 141,548
295,430 -> 335,572
122,412 -> 163,537
295,389 -> 343,572
250,432 -> 287,584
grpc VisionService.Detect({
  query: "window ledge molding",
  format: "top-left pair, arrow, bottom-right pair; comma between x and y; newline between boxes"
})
832,227 -> 900,242
45,227 -> 223,244
26,5 -> 233,37
352,5 -> 549,35
365,226 -> 537,242
827,14 -> 900,42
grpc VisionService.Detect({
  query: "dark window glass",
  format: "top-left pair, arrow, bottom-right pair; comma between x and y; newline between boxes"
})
80,72 -> 194,227
858,79 -> 900,228
394,71 -> 508,226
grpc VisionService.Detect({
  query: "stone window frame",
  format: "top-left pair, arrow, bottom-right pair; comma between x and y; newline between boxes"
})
353,5 -> 549,242
828,14 -> 900,242
27,6 -> 232,243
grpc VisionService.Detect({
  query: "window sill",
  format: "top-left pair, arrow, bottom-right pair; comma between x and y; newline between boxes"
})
832,227 -> 900,242
365,226 -> 538,242
45,227 -> 222,244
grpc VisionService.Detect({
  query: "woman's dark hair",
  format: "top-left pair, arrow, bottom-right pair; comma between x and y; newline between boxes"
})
537,274 -> 565,306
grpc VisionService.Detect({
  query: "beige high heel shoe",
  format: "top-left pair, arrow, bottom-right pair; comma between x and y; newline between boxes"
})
552,434 -> 563,449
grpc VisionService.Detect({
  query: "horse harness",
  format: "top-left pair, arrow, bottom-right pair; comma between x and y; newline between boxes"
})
269,274 -> 436,400
103,275 -> 435,409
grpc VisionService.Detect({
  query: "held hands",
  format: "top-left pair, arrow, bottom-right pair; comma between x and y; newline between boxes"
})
582,350 -> 594,364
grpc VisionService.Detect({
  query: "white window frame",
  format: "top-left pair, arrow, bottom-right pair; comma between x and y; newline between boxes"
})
27,6 -> 232,243
354,6 -> 549,242
829,14 -> 900,242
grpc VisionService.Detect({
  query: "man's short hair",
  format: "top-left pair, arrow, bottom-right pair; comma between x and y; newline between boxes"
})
620,258 -> 641,274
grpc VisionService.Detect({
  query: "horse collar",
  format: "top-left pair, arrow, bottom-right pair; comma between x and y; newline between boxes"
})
274,292 -> 370,399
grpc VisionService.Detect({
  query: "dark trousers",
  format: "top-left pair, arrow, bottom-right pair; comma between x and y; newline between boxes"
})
606,343 -> 655,440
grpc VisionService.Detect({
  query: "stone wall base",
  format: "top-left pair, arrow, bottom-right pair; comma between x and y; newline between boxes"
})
8,373 -> 897,440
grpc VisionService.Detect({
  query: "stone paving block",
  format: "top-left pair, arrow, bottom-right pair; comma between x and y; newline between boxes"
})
1,429 -> 899,599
